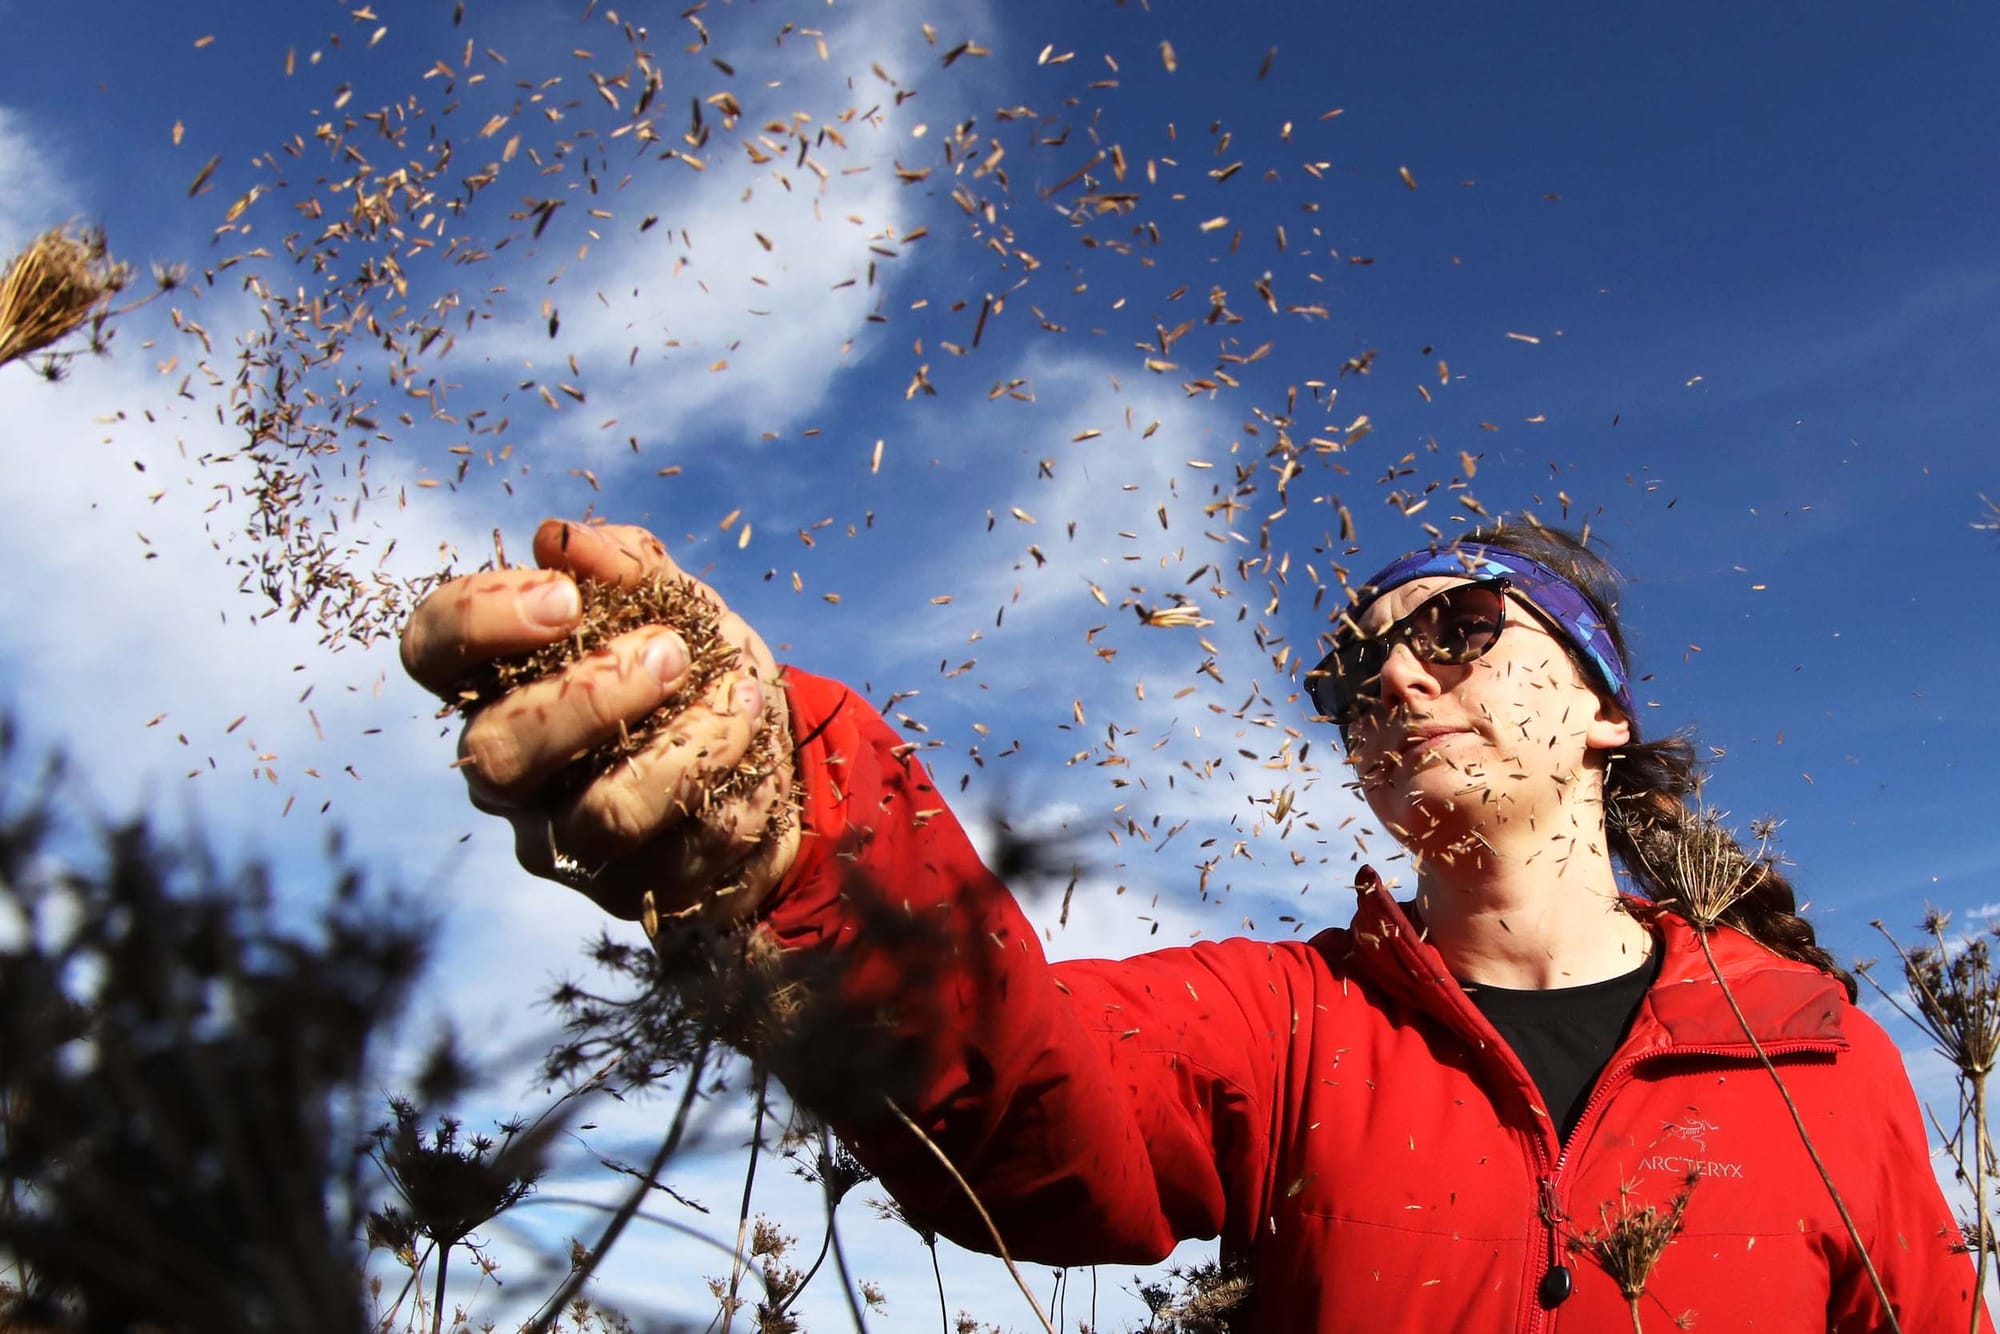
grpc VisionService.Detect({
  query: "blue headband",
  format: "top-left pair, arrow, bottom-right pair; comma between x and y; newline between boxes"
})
1348,544 -> 1637,724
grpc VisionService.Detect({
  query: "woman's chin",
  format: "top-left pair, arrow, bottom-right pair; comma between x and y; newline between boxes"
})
1382,752 -> 1490,803
1364,774 -> 1491,848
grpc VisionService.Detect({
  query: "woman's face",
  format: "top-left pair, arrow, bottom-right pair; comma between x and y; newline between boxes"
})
1343,576 -> 1631,854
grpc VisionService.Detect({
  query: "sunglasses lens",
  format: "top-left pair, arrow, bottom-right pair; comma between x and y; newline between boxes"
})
1323,642 -> 1382,722
1311,582 -> 1508,724
1410,583 -> 1505,664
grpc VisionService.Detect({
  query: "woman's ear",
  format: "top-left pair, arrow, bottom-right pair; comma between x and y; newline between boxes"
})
1585,699 -> 1632,753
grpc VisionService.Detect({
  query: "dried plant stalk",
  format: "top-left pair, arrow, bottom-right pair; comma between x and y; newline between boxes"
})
522,1040 -> 714,1334
1861,912 -> 2000,1332
0,225 -> 130,369
1972,1076 -> 1995,1334
1631,804 -> 1903,1328
881,1098 -> 1058,1334
1694,928 -> 1902,1332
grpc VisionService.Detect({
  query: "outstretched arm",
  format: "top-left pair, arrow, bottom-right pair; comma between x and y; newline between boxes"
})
756,670 -> 1299,1265
400,519 -> 1306,1266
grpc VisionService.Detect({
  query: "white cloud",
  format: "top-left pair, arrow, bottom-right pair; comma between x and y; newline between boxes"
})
444,4 -> 979,461
790,338 -> 1381,905
0,226 -> 607,1027
0,104 -> 77,254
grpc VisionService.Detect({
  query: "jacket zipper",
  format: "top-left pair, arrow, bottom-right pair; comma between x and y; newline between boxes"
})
1519,1039 -> 1837,1334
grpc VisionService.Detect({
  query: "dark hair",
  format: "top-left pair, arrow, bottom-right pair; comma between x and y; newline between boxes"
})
1452,517 -> 1857,1001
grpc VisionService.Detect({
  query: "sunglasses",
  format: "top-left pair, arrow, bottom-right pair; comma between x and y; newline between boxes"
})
1307,579 -> 1527,725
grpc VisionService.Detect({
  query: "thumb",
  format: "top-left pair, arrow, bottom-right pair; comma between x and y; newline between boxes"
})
531,519 -> 680,588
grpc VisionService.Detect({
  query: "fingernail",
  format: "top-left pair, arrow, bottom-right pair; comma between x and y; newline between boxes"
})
643,632 -> 687,683
734,679 -> 764,717
522,578 -> 579,628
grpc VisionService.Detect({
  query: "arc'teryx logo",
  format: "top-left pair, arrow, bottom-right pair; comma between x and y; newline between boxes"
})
1657,1116 -> 1721,1153
1638,1115 -> 1745,1180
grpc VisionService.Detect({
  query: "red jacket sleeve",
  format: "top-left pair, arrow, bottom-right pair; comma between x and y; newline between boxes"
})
1825,1009 -> 1994,1332
753,670 -> 1303,1265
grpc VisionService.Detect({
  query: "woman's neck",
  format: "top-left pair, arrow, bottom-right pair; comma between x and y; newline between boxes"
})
1407,809 -> 1652,990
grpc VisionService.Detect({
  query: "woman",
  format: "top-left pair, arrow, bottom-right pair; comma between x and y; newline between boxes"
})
401,516 -> 1986,1332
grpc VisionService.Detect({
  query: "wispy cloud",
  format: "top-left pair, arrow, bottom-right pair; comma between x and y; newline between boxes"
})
0,134 -> 587,1037
0,104 -> 77,254
445,6 -> 987,464
785,339 -> 1379,897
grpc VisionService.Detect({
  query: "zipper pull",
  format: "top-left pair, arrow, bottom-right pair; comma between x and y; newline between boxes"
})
1536,1175 -> 1573,1309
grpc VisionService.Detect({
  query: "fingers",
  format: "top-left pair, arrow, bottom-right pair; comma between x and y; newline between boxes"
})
405,516 -> 800,925
526,524 -> 770,683
717,607 -> 779,682
649,789 -> 803,930
576,768 -> 798,925
532,519 -> 681,588
458,625 -> 692,805
548,672 -> 770,865
401,569 -> 582,695
404,518 -> 768,699
650,760 -> 797,890
509,711 -> 795,924
400,518 -> 678,697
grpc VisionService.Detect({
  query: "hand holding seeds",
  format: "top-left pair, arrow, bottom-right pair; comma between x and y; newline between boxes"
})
400,519 -> 797,927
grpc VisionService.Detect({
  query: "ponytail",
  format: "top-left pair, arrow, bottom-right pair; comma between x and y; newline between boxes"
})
1603,733 -> 1856,1002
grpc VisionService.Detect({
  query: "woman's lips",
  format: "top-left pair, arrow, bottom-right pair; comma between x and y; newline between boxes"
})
1399,726 -> 1471,756
1354,721 -> 1475,780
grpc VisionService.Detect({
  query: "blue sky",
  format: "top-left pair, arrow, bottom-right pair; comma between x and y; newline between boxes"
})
3,0 -> 1998,1327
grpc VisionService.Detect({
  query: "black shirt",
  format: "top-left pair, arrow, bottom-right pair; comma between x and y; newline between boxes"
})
1460,951 -> 1662,1144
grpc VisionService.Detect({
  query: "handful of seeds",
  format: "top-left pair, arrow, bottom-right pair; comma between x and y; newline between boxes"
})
450,572 -> 788,824
455,573 -> 811,1070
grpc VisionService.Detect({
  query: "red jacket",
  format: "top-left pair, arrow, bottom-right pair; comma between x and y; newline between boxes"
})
759,671 -> 1989,1332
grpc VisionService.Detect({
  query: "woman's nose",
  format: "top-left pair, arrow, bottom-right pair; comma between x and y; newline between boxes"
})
1374,640 -> 1442,712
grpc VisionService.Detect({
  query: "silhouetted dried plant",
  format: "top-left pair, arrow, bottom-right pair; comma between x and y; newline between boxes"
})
1860,910 -> 2000,1327
761,1124 -> 877,1328
0,719 -> 423,1332
367,1101 -> 543,1334
0,722 -> 625,1334
1135,1257 -> 1251,1334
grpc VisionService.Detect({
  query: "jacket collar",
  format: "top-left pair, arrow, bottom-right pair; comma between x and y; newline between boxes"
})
1341,866 -> 1848,1056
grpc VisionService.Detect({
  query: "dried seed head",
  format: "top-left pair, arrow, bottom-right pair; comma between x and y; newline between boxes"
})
1570,1173 -> 1697,1303
1672,806 -> 1762,928
1618,799 -> 1770,930
1875,913 -> 2000,1079
0,224 -> 131,369
793,1136 -> 875,1205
